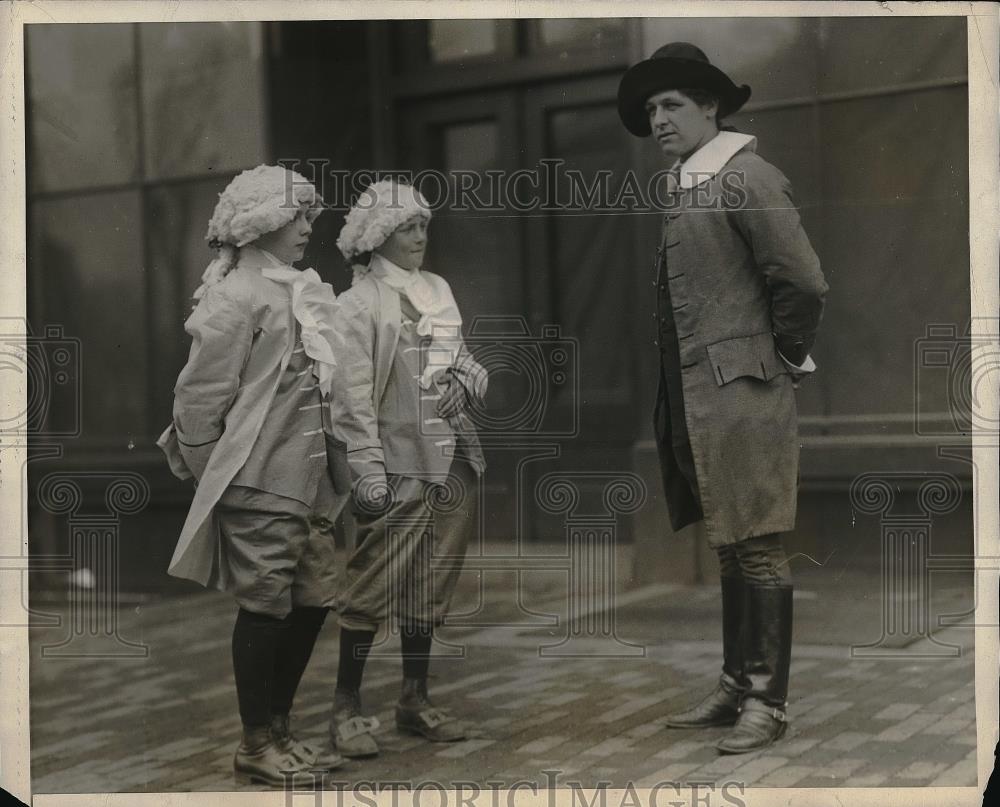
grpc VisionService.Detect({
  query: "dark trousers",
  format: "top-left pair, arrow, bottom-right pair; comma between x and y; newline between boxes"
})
716,533 -> 792,586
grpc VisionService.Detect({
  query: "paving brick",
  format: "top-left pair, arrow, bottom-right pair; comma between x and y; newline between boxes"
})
873,702 -> 921,720
434,739 -> 498,758
652,739 -> 703,761
895,760 -> 950,780
686,750 -> 750,777
841,772 -> 890,787
581,738 -> 633,758
542,692 -> 587,706
729,754 -> 790,781
596,691 -> 678,724
755,764 -> 815,786
624,719 -> 664,741
875,712 -> 940,741
922,715 -> 973,736
772,737 -> 820,757
929,752 -> 978,786
515,735 -> 568,755
822,730 -> 872,752
795,699 -> 853,727
634,762 -> 702,787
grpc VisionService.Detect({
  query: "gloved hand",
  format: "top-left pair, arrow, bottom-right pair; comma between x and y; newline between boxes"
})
436,373 -> 470,419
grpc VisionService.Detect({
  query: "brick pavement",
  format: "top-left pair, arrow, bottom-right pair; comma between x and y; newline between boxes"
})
28,569 -> 977,794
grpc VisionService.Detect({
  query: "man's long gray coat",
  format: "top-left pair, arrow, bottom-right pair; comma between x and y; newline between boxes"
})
654,136 -> 828,547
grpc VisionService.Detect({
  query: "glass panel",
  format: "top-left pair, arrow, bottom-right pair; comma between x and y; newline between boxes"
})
28,190 -> 147,440
640,18 -> 820,106
139,22 -> 266,179
442,121 -> 497,173
26,24 -> 139,193
428,20 -> 506,63
429,120 -> 510,312
537,18 -> 625,50
818,17 -> 966,95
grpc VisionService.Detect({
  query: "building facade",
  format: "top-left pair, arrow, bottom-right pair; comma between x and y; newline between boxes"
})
25,18 -> 971,591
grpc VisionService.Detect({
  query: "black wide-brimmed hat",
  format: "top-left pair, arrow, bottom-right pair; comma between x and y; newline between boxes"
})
617,42 -> 752,137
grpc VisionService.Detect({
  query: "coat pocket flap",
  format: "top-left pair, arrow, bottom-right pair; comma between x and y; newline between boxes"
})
706,332 -> 788,386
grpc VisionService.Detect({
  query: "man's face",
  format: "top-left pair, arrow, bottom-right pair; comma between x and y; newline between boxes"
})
377,215 -> 429,271
645,89 -> 719,160
253,204 -> 312,266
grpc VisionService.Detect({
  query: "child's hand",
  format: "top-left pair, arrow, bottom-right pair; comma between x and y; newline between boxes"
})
436,376 -> 468,419
178,440 -> 216,482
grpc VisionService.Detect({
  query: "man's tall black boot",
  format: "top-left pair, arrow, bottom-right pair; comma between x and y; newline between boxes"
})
665,576 -> 749,728
716,584 -> 792,754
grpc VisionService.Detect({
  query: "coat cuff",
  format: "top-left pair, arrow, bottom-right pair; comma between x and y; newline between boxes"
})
347,446 -> 386,484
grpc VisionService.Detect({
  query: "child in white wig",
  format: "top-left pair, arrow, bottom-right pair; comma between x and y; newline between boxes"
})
327,179 -> 487,758
157,164 -> 348,786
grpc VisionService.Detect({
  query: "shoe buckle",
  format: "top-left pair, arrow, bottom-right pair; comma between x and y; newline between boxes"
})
772,708 -> 787,723
420,708 -> 448,728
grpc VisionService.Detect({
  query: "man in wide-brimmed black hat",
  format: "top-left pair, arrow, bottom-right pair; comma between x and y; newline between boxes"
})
618,43 -> 828,754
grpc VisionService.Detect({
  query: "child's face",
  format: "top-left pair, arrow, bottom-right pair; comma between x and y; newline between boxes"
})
253,204 -> 313,265
377,215 -> 429,271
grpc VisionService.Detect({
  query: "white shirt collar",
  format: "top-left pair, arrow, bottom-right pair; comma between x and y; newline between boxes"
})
240,244 -> 291,271
676,131 -> 757,190
371,252 -> 420,284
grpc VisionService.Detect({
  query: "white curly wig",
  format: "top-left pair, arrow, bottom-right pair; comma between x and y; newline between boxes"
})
192,164 -> 323,300
336,180 -> 432,261
206,164 -> 324,248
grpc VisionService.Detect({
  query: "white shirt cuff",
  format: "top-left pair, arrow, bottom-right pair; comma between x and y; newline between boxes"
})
779,352 -> 816,374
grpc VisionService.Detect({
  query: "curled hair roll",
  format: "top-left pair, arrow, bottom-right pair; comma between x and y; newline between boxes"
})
192,243 -> 239,303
